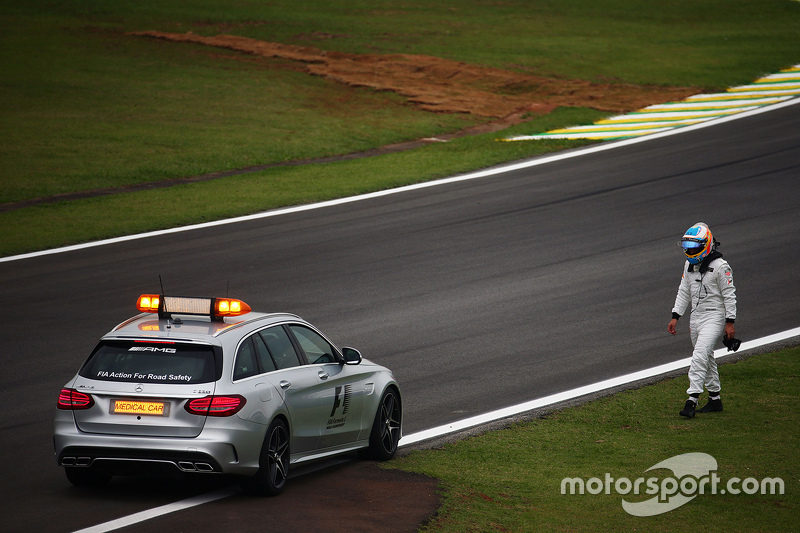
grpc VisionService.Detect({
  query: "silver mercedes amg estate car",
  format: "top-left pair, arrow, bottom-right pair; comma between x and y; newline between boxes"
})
54,294 -> 402,495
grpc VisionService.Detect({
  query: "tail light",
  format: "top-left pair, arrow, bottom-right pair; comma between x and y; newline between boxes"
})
185,395 -> 246,417
58,388 -> 94,410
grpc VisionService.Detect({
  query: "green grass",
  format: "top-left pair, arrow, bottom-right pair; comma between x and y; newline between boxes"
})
2,0 -> 799,258
0,109 -> 602,257
389,347 -> 800,532
0,12 -> 483,204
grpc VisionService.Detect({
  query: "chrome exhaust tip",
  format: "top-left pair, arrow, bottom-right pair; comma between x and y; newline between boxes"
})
195,463 -> 214,472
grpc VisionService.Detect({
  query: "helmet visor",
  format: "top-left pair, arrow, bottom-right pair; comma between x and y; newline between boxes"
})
681,239 -> 705,256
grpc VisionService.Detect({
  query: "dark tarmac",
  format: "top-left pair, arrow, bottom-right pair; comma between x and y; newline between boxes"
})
125,459 -> 441,533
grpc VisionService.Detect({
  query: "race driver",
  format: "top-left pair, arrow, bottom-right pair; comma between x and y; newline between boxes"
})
667,222 -> 737,418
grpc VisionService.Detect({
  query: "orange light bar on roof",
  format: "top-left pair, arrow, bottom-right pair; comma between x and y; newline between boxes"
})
215,298 -> 251,317
137,294 -> 161,313
135,294 -> 251,320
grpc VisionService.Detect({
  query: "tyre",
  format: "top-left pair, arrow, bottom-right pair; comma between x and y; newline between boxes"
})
243,418 -> 290,496
368,387 -> 402,460
65,467 -> 112,487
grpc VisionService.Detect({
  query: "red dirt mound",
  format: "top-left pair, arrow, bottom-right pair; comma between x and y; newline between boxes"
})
132,31 -> 701,119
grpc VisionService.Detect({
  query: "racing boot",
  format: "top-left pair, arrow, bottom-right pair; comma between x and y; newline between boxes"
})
679,397 -> 697,418
697,394 -> 723,413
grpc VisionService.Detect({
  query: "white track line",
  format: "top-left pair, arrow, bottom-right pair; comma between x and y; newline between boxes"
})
72,486 -> 240,533
398,327 -> 800,446
5,97 -> 800,265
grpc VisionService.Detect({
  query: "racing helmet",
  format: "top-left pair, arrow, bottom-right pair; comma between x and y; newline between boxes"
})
680,222 -> 713,265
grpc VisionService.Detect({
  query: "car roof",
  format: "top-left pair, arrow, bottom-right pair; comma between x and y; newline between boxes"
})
104,311 -> 304,344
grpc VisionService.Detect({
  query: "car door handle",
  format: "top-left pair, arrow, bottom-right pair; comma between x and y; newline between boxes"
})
318,371 -> 329,380
279,380 -> 291,390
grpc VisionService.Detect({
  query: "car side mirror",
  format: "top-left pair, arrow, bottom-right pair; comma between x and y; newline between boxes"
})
342,347 -> 362,365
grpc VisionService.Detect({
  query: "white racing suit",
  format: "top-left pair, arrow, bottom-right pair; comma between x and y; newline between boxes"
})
672,253 -> 737,395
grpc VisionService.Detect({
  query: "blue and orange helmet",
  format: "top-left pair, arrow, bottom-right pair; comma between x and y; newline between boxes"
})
680,222 -> 713,264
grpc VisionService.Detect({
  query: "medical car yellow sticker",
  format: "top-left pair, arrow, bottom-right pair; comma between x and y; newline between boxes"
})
112,399 -> 169,416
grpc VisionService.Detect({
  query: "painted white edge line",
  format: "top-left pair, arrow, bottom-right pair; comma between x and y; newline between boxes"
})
397,326 -> 800,447
688,90 -> 800,98
644,96 -> 790,109
5,97 -> 800,265
72,486 -> 240,533
73,326 -> 800,533
553,118 -> 712,130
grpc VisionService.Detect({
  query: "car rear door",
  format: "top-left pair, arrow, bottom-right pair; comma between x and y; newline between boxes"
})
250,326 -> 322,453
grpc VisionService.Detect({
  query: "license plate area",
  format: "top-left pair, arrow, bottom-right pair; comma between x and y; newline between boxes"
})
111,399 -> 170,417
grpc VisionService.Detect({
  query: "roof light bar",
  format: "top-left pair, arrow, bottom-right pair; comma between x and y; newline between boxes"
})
136,294 -> 251,321
137,294 -> 160,313
215,298 -> 251,317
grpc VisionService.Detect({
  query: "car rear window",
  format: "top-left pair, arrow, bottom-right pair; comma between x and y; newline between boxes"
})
79,341 -> 217,384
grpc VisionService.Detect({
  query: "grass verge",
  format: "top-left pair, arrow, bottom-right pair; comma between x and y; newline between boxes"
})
0,7 -> 484,204
389,347 -> 799,532
0,108 -> 602,258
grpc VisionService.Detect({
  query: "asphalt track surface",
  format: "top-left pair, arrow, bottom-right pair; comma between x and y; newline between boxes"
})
1,102 -> 799,532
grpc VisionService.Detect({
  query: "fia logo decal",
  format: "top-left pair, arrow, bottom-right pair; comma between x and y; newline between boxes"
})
327,385 -> 352,429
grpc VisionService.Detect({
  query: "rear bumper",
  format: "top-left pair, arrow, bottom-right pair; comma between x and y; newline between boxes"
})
58,445 -> 223,475
54,412 -> 265,477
